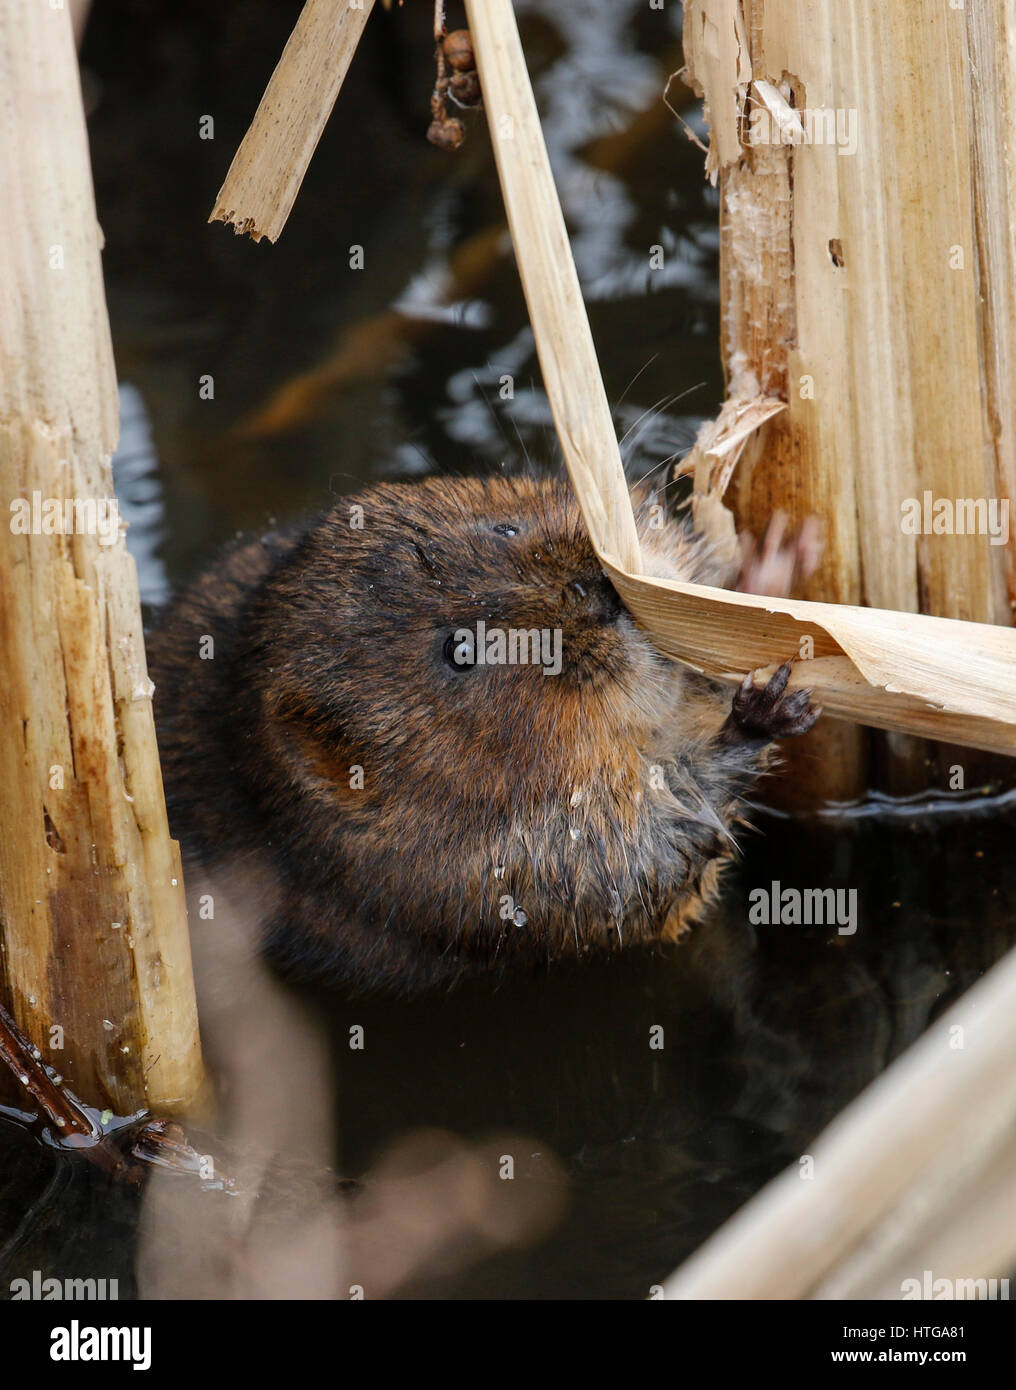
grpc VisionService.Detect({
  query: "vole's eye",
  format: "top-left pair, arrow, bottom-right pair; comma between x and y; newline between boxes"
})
492,523 -> 519,538
443,632 -> 476,669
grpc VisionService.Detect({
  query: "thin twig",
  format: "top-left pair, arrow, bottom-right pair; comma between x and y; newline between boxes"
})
0,1001 -> 236,1190
0,1001 -> 95,1139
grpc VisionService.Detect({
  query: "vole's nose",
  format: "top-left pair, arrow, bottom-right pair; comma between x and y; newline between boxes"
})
565,574 -> 624,624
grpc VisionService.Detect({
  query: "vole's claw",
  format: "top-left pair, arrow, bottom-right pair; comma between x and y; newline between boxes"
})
722,661 -> 821,742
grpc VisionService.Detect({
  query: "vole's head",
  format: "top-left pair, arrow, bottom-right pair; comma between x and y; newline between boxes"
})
249,476 -> 706,789
239,475 -> 725,983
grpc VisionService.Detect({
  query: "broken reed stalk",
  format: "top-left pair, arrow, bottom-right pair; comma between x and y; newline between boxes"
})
464,0 -> 1016,758
681,0 -> 1016,792
663,940 -> 1016,1299
208,0 -> 1016,755
0,5 -> 204,1113
210,0 -> 376,243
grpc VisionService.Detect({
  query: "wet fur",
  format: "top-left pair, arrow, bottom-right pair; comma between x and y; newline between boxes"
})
147,475 -> 808,995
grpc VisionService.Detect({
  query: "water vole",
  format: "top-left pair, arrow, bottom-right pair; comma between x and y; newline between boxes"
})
147,474 -> 818,994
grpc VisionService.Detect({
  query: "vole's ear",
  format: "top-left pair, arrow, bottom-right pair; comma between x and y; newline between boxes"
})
265,695 -> 372,810
285,723 -> 372,809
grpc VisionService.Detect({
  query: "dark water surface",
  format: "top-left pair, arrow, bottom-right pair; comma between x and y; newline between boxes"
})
2,0 -> 1014,1301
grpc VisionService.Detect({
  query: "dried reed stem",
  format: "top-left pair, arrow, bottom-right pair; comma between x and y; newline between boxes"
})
0,3 -> 204,1112
210,0 -> 376,243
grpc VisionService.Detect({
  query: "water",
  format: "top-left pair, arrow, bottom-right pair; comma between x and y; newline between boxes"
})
87,0 -> 717,596
2,0 -> 1014,1301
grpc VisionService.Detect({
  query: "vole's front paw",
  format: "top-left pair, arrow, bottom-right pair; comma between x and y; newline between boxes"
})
721,661 -> 821,743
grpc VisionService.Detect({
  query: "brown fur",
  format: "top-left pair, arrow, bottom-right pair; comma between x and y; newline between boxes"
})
147,475 -> 816,994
